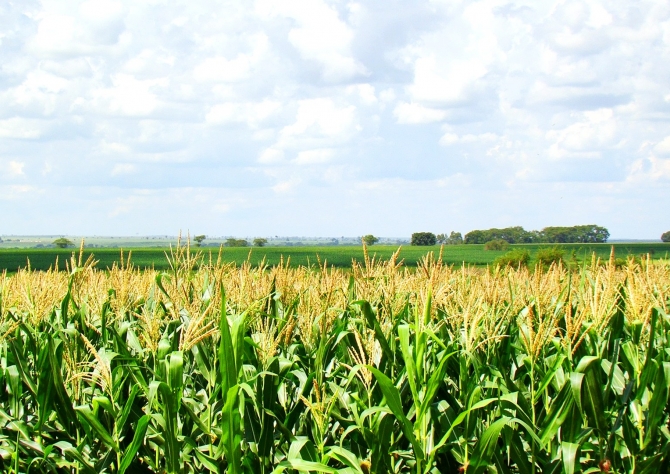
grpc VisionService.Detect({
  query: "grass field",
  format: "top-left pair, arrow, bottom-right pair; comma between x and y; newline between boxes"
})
0,242 -> 668,272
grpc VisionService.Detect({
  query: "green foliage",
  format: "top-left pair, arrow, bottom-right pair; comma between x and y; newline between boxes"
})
361,234 -> 379,246
193,235 -> 206,246
535,246 -> 565,268
662,231 -> 670,242
465,226 -> 537,244
483,239 -> 509,251
411,232 -> 437,246
465,225 -> 610,244
52,237 -> 74,248
494,248 -> 530,268
225,237 -> 248,247
541,225 -> 609,243
447,231 -> 463,245
253,238 -> 268,247
437,231 -> 463,245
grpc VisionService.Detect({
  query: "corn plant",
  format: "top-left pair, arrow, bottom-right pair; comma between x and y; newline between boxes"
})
0,243 -> 668,472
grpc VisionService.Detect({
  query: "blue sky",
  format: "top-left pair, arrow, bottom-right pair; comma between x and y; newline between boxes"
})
1,0 -> 669,238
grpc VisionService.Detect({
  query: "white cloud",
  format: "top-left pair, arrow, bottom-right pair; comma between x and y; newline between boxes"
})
394,102 -> 445,124
293,148 -> 334,165
111,163 -> 136,176
256,0 -> 367,81
276,98 -> 358,149
654,136 -> 670,156
1,0 -> 669,238
206,100 -> 281,127
546,108 -> 616,158
408,56 -> 488,105
88,74 -> 166,116
5,161 -> 26,177
258,147 -> 284,163
0,118 -> 46,139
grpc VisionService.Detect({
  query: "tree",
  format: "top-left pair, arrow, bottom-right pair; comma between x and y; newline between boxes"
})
447,231 -> 463,245
436,233 -> 447,244
193,235 -> 206,247
362,234 -> 379,246
225,238 -> 248,247
253,238 -> 268,247
484,239 -> 509,251
411,232 -> 437,246
662,231 -> 670,242
53,238 -> 74,248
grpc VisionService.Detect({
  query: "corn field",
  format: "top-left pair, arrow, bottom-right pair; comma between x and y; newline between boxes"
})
0,241 -> 669,473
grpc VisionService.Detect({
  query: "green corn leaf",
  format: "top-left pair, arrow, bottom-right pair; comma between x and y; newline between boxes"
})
583,366 -> 608,437
432,397 -> 499,454
539,382 -> 575,446
326,446 -> 365,473
570,372 -> 585,415
288,436 -> 318,462
534,354 -> 567,403
417,350 -> 457,425
258,357 -> 279,464
182,397 -> 212,435
167,351 -> 184,395
645,357 -> 667,443
398,325 -> 419,407
371,414 -> 393,474
467,416 -> 513,474
149,381 -> 180,473
8,340 -> 37,399
561,442 -> 579,474
219,285 -> 237,395
92,395 -> 116,419
118,414 -> 150,474
194,449 -> 219,472
220,384 -> 243,474
272,459 -> 337,473
53,441 -> 96,474
353,300 -> 394,369
45,337 -> 79,435
75,406 -> 119,453
369,366 -> 425,462
117,384 -> 140,433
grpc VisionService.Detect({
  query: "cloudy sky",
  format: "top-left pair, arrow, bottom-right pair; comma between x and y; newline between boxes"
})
1,0 -> 669,238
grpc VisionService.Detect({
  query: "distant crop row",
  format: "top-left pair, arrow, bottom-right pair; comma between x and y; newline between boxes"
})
0,242 -> 668,472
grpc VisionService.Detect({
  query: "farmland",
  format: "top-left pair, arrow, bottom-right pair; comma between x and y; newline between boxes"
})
0,241 -> 669,472
0,241 -> 668,272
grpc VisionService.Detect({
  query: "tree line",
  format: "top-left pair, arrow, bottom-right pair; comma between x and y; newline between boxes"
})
463,225 -> 610,244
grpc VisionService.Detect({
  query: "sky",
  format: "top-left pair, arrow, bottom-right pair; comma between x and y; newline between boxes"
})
1,0 -> 669,239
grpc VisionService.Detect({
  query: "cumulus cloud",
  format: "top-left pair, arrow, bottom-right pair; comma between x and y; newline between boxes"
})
0,0 -> 669,238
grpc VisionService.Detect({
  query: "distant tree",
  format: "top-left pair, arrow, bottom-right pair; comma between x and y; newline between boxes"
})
193,235 -> 206,247
494,249 -> 530,269
411,232 -> 437,246
447,231 -> 463,245
225,238 -> 248,247
535,247 -> 565,269
465,226 -> 535,244
253,238 -> 268,247
362,234 -> 379,246
436,233 -> 447,244
484,239 -> 510,251
662,231 -> 670,242
540,225 -> 609,243
53,238 -> 74,248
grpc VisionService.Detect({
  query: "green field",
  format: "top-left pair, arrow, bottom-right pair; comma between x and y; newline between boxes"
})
1,242 -> 667,272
